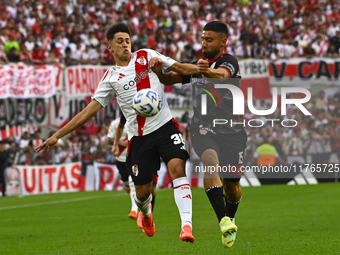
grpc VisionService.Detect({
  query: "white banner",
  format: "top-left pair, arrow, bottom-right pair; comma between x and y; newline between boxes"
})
16,163 -> 82,195
65,65 -> 109,97
269,57 -> 340,86
0,64 -> 58,98
239,58 -> 269,78
92,162 -> 122,191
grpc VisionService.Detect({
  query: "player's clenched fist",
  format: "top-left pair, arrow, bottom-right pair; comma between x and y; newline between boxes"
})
149,57 -> 163,74
197,59 -> 209,75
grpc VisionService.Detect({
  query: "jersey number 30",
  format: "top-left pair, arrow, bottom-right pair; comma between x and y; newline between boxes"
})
171,133 -> 185,145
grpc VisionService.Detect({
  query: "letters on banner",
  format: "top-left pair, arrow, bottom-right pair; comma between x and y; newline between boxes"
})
13,163 -> 82,196
0,64 -> 60,98
92,162 -> 122,191
65,65 -> 109,97
269,57 -> 340,86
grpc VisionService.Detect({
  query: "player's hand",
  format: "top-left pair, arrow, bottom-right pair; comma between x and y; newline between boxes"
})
149,58 -> 163,74
35,135 -> 58,153
112,144 -> 120,157
197,59 -> 209,75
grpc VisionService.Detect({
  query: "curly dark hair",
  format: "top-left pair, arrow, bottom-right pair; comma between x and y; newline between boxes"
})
106,22 -> 131,41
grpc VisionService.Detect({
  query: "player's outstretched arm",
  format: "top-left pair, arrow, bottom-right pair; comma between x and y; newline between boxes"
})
197,59 -> 231,78
35,100 -> 103,153
167,62 -> 199,76
149,58 -> 180,85
149,58 -> 198,85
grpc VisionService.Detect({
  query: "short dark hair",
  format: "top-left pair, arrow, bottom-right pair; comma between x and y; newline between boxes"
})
203,21 -> 229,37
106,22 -> 131,41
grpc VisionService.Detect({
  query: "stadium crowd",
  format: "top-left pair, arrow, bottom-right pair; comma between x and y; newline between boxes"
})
0,0 -> 340,66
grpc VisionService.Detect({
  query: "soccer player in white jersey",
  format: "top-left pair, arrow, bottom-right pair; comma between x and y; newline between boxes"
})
107,115 -> 138,219
36,22 -> 199,242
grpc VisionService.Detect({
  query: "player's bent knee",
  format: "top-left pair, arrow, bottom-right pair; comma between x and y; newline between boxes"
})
135,183 -> 153,201
167,158 -> 186,179
201,150 -> 219,167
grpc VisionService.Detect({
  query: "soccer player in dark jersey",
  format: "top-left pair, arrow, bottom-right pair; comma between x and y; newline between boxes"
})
150,21 -> 246,248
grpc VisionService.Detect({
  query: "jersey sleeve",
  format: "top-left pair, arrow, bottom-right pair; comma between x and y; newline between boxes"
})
107,121 -> 118,139
216,55 -> 239,77
91,80 -> 116,108
147,49 -> 177,72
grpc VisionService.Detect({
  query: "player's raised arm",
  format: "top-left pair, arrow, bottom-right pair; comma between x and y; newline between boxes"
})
167,61 -> 199,76
197,59 -> 231,78
35,100 -> 103,153
149,57 -> 198,85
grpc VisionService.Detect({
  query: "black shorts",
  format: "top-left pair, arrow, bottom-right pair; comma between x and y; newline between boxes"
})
191,129 -> 247,182
127,119 -> 189,186
116,161 -> 129,182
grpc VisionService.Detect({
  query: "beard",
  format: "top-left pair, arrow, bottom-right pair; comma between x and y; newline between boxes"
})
202,48 -> 220,59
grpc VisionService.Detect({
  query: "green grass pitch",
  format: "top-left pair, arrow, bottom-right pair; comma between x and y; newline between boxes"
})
1,183 -> 339,255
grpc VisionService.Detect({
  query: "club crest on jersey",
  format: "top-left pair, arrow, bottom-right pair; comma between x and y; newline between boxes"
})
132,165 -> 139,176
199,129 -> 208,135
137,56 -> 147,65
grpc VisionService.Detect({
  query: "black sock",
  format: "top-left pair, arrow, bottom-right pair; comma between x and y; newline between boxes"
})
151,194 -> 156,212
205,186 -> 227,222
224,196 -> 241,219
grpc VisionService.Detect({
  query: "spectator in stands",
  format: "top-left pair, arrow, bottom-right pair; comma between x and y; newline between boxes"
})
315,91 -> 328,111
81,44 -> 100,65
312,35 -> 328,57
247,137 -> 287,166
31,44 -> 46,64
284,128 -> 304,156
325,43 -> 340,58
330,29 -> 340,52
304,43 -> 316,58
4,33 -> 20,54
6,46 -> 20,62
19,131 -> 30,149
0,44 -> 10,64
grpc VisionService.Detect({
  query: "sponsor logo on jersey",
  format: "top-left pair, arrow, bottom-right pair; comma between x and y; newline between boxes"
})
123,69 -> 151,90
199,125 -> 216,135
137,56 -> 146,65
118,73 -> 125,81
132,165 -> 139,176
199,129 -> 207,135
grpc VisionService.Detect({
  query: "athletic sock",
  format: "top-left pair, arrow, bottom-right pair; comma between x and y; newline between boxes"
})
173,177 -> 192,229
205,186 -> 227,222
134,194 -> 152,217
123,180 -> 130,190
225,196 -> 242,219
129,176 -> 138,213
151,194 -> 156,212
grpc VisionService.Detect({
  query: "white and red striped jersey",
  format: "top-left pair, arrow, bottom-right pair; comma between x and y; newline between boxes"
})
312,41 -> 328,57
92,49 -> 176,139
107,118 -> 128,162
